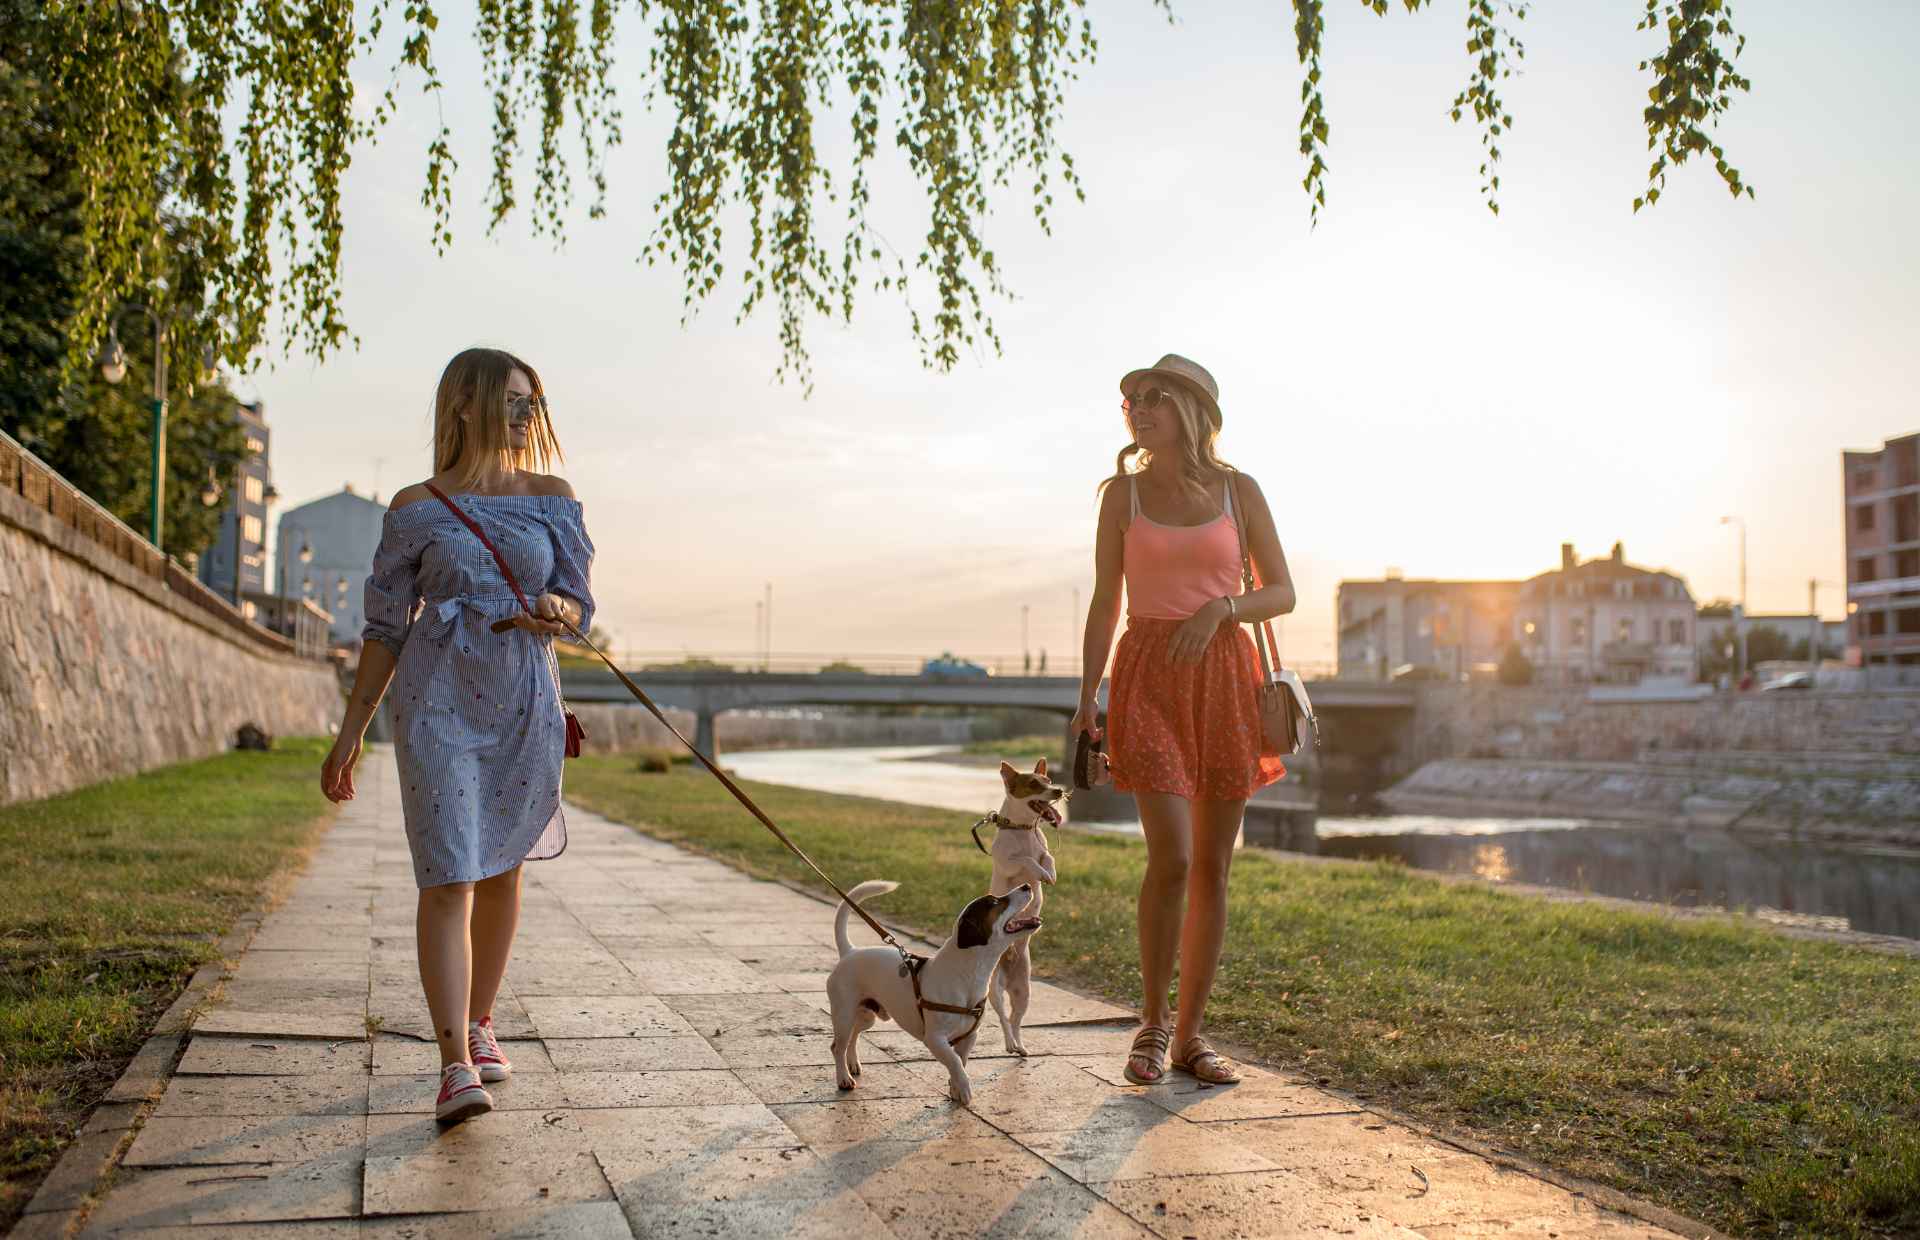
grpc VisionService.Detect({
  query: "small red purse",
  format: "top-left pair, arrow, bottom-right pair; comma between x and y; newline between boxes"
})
426,484 -> 587,759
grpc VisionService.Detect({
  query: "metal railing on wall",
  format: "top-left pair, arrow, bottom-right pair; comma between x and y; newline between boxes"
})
0,427 -> 311,659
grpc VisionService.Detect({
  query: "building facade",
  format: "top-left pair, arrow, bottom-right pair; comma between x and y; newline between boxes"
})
1336,577 -> 1521,680
276,486 -> 389,648
1842,432 -> 1920,667
1514,544 -> 1697,684
195,400 -> 273,606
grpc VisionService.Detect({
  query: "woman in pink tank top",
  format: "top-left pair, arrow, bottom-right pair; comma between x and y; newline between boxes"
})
1070,353 -> 1296,1088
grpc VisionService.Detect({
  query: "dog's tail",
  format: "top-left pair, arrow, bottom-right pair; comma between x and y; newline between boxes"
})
835,881 -> 899,958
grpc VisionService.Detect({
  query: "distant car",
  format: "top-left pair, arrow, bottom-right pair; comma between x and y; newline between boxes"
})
1762,671 -> 1815,691
921,653 -> 990,679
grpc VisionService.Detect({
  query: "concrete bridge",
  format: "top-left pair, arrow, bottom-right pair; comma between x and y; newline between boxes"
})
557,666 -> 1417,763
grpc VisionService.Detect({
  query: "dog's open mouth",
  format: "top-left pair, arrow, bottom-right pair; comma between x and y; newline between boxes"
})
1004,916 -> 1043,934
1026,799 -> 1061,826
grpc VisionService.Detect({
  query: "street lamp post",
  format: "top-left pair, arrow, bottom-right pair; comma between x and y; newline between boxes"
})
278,532 -> 313,639
1720,515 -> 1747,683
96,304 -> 199,553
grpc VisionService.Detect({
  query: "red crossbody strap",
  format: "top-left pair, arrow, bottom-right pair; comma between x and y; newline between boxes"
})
1229,473 -> 1285,681
424,483 -> 536,618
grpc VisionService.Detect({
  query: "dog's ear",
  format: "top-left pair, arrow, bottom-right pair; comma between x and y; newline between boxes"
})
999,761 -> 1018,789
1032,757 -> 1048,777
955,895 -> 1001,949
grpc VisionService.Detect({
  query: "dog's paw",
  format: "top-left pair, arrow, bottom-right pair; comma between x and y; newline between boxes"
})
836,1074 -> 857,1091
1004,1038 -> 1028,1058
948,1079 -> 972,1107
848,1057 -> 862,1078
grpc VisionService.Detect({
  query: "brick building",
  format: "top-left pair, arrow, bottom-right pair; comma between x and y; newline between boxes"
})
1843,431 -> 1920,667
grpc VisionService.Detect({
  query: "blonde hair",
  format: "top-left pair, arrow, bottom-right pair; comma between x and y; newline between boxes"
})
1100,381 -> 1234,504
431,347 -> 564,491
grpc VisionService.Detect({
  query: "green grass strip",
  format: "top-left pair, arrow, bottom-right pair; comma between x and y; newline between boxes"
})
0,738 -> 336,1227
566,757 -> 1920,1238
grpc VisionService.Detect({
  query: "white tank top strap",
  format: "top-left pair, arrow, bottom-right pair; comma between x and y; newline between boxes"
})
1222,476 -> 1236,522
1128,476 -> 1140,522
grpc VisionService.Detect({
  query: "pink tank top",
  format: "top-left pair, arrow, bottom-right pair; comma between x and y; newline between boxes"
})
1122,477 -> 1243,621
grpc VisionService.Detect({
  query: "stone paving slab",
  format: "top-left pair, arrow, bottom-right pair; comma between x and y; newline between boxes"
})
72,747 -> 1691,1238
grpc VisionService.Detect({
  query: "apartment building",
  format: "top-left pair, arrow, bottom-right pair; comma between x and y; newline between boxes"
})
1843,432 -> 1920,667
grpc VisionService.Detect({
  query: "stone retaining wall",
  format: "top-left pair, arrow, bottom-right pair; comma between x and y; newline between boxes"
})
1406,683 -> 1920,768
1,443 -> 342,806
1382,756 -> 1920,846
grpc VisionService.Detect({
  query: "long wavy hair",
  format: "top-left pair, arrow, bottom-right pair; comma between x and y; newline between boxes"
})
1098,380 -> 1235,505
431,347 -> 564,491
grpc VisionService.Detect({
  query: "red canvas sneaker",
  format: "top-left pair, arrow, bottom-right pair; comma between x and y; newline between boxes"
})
435,1061 -> 494,1124
467,1016 -> 512,1083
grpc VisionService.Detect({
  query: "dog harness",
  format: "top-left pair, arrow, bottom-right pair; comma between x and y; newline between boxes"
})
969,811 -> 1042,855
902,953 -> 986,1046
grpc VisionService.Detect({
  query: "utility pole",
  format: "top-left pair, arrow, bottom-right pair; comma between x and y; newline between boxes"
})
1721,515 -> 1748,683
1071,587 -> 1080,676
1807,579 -> 1842,679
763,582 -> 773,672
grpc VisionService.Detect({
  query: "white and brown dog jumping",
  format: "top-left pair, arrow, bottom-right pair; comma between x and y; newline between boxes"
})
828,880 -> 1041,1106
980,759 -> 1062,1056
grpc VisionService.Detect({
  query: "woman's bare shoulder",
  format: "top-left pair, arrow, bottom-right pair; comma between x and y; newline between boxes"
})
528,473 -> 577,499
387,482 -> 437,512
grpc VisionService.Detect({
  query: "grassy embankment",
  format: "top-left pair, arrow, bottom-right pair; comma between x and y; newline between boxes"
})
0,739 -> 336,1228
936,734 -> 1064,768
567,756 -> 1920,1238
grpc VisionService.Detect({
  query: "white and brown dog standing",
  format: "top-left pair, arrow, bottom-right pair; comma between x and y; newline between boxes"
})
828,880 -> 1041,1106
983,759 -> 1062,1056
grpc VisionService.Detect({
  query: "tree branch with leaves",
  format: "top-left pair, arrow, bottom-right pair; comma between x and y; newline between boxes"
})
17,0 -> 1756,392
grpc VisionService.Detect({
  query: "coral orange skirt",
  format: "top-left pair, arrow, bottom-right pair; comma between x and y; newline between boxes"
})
1107,618 -> 1286,802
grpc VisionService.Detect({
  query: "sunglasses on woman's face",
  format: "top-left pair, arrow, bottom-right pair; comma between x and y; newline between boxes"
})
505,394 -> 549,421
1121,386 -> 1171,417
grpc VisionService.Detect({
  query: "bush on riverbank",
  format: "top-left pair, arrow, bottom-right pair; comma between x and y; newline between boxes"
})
0,739 -> 336,1229
565,757 -> 1920,1239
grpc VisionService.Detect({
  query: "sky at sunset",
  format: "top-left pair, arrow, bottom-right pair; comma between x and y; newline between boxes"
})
256,0 -> 1920,670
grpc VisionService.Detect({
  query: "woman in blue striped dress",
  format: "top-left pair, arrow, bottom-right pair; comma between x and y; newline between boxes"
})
322,347 -> 595,1123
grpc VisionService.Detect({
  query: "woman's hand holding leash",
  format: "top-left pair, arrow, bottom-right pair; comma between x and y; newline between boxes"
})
497,592 -> 575,636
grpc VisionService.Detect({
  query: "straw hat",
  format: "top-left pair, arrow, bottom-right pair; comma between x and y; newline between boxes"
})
1119,354 -> 1221,429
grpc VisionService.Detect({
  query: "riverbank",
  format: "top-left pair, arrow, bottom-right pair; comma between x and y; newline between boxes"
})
564,757 -> 1920,1238
1382,755 -> 1920,846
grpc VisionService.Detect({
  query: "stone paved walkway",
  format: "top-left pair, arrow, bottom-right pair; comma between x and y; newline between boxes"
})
80,747 -> 1684,1237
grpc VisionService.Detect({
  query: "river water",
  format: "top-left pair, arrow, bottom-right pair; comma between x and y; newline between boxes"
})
723,745 -> 1920,941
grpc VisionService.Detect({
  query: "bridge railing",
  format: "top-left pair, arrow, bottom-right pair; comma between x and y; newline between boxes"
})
560,648 -> 1340,681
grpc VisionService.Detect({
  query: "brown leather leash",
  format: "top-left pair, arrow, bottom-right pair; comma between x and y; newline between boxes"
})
483,612 -> 913,960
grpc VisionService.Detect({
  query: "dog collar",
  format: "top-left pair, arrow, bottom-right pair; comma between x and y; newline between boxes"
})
970,811 -> 1041,855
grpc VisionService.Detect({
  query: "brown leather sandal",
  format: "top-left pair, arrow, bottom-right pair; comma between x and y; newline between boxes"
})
1173,1035 -> 1242,1085
1123,1024 -> 1171,1085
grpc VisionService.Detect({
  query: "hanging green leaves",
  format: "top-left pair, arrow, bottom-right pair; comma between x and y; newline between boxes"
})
23,0 -> 1758,391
